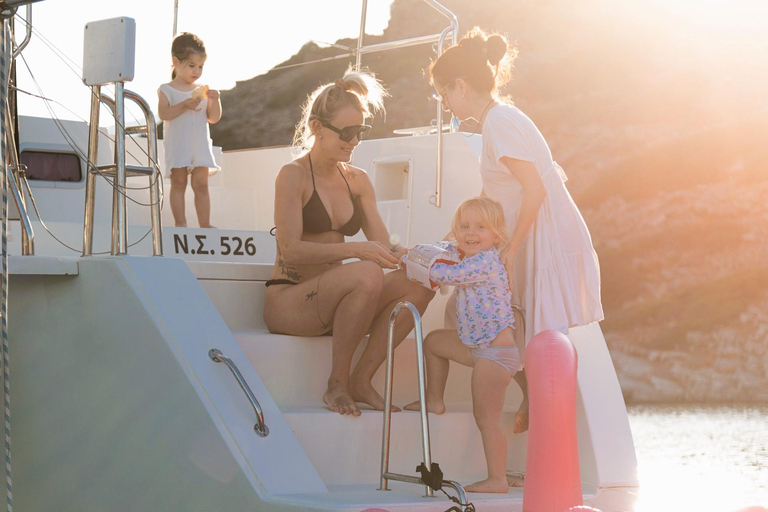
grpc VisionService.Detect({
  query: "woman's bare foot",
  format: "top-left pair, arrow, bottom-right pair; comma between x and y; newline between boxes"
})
465,478 -> 509,493
349,380 -> 400,412
403,399 -> 445,414
323,386 -> 361,416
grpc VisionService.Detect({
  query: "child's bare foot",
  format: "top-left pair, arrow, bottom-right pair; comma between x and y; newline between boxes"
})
403,399 -> 445,414
349,379 -> 400,412
513,409 -> 529,433
200,224 -> 217,229
506,474 -> 524,487
465,478 -> 509,493
323,386 -> 361,416
175,222 -> 187,227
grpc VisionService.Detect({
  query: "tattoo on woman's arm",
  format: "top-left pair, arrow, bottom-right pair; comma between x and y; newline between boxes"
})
276,240 -> 302,281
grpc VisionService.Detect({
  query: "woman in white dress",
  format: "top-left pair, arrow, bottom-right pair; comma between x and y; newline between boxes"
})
430,28 -> 604,432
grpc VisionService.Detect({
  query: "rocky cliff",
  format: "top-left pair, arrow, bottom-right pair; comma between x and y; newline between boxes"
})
211,0 -> 768,403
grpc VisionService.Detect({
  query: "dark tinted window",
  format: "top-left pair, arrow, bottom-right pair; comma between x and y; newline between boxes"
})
20,151 -> 82,182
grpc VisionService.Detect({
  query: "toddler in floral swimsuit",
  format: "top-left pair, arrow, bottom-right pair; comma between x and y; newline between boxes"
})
429,238 -> 518,371
404,196 -> 520,493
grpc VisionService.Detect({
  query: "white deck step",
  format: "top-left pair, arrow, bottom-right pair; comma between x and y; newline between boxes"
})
194,260 -> 532,491
282,404 -> 528,487
273,483 -> 528,511
234,330 -> 525,409
234,329 -> 528,487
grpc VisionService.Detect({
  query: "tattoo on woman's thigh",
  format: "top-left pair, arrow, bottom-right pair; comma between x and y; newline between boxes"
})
309,281 -> 330,331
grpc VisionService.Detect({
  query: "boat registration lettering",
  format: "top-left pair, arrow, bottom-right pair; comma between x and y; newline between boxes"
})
172,234 -> 257,257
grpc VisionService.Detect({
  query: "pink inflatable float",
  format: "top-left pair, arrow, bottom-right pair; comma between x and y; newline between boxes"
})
523,330 -> 582,512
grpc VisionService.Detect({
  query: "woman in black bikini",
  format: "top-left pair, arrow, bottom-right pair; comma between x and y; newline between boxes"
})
263,71 -> 435,416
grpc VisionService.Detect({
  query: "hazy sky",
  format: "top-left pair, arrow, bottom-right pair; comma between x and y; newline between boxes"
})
14,0 -> 767,127
14,0 -> 394,123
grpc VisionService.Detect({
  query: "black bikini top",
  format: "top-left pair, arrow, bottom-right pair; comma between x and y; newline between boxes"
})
302,156 -> 362,237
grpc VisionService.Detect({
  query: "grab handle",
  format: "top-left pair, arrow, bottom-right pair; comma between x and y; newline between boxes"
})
209,349 -> 269,437
378,301 -> 433,497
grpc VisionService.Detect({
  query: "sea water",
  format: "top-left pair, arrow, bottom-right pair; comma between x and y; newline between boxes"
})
628,404 -> 768,512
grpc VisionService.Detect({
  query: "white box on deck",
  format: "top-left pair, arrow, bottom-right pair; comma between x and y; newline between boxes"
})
82,17 -> 136,85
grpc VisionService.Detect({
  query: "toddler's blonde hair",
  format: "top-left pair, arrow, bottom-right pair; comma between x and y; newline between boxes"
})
450,196 -> 510,248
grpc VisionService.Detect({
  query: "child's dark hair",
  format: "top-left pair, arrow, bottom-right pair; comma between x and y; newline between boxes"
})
171,32 -> 206,79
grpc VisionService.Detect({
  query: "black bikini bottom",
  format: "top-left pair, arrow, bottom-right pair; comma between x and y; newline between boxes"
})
265,279 -> 298,287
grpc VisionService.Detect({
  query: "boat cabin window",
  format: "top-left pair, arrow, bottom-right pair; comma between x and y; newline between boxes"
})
20,150 -> 82,182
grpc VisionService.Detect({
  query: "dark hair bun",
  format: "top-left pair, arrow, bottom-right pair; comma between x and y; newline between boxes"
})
458,33 -> 486,55
486,34 -> 508,66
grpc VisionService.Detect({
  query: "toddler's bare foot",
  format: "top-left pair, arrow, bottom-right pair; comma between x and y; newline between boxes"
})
175,222 -> 187,227
465,478 -> 509,493
350,379 -> 400,412
513,409 -> 529,434
403,399 -> 445,414
323,386 -> 361,416
506,475 -> 524,487
200,224 -> 217,229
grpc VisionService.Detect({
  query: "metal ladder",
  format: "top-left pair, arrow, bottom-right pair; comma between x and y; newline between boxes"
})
82,82 -> 163,256
377,301 -> 469,507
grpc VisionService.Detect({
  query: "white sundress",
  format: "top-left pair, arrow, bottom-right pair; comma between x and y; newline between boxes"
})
480,103 -> 604,345
158,83 -> 219,177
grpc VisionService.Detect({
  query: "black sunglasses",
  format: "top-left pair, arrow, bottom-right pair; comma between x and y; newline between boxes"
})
321,122 -> 372,143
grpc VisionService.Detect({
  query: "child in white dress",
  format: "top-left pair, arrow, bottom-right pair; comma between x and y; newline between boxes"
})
157,32 -> 222,228
404,197 -> 520,494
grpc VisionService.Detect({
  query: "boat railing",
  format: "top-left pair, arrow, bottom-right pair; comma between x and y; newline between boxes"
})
82,84 -> 163,256
377,300 -> 470,509
5,109 -> 34,255
208,348 -> 269,437
4,3 -> 36,255
354,1 -> 458,209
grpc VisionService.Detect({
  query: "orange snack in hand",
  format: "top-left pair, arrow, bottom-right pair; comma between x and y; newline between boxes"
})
191,84 -> 209,100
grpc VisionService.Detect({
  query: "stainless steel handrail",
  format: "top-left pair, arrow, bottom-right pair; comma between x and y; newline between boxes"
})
355,0 -> 368,70
353,1 -> 457,66
82,85 -> 100,256
429,2 -> 458,209
443,480 -> 470,510
122,89 -> 162,256
4,103 -> 33,255
113,81 -> 127,254
11,3 -> 32,58
83,86 -> 163,256
209,348 -> 269,437
5,165 -> 33,254
378,301 -> 434,497
352,1 -> 459,209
